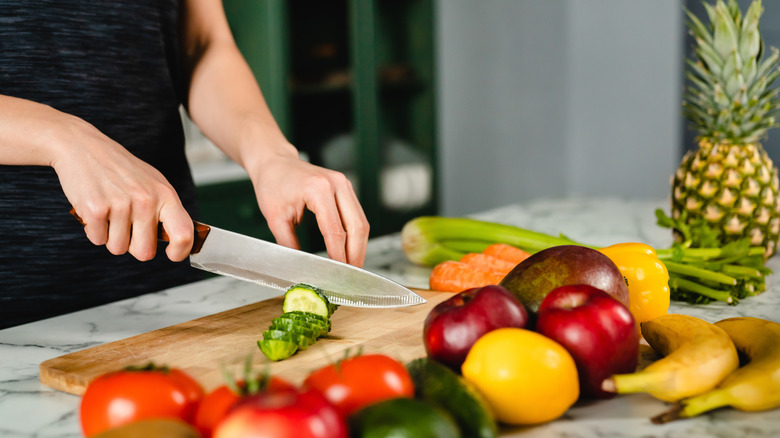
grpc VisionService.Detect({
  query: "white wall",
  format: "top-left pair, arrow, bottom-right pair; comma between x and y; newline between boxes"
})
436,0 -> 684,216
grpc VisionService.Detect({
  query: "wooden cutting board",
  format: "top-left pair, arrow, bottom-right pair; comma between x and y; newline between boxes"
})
39,289 -> 450,395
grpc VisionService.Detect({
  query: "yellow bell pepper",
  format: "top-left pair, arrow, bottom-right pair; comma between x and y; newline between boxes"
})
598,243 -> 670,326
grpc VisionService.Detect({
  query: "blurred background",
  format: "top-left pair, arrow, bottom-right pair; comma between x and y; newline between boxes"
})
183,0 -> 780,253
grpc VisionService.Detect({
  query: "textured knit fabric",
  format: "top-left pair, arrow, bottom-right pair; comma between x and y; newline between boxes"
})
0,0 -> 204,329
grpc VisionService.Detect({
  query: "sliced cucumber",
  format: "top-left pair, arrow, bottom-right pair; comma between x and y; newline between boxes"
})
277,313 -> 330,335
270,318 -> 321,339
282,283 -> 335,318
258,283 -> 338,362
285,310 -> 329,324
262,329 -> 296,342
258,339 -> 298,361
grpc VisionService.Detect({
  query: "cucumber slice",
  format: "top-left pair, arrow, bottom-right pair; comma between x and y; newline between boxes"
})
258,339 -> 298,361
406,358 -> 498,438
285,310 -> 329,324
270,319 -> 321,340
282,283 -> 334,318
264,329 -> 313,349
262,329 -> 295,342
278,313 -> 330,335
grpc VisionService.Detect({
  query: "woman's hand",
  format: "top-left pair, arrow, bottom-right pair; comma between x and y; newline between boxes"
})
179,0 -> 370,267
51,113 -> 194,262
249,151 -> 370,267
0,95 -> 194,262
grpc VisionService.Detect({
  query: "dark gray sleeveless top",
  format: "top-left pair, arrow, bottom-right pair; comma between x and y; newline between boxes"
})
0,0 -> 203,328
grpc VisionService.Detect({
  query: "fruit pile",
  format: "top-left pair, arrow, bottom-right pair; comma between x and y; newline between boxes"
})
418,243 -> 780,430
422,245 -> 642,426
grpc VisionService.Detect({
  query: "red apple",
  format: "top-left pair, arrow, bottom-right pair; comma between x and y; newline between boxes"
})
214,387 -> 347,438
423,284 -> 529,370
536,284 -> 639,399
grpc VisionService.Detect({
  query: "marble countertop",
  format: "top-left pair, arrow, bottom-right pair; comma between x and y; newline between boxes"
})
2,198 -> 780,437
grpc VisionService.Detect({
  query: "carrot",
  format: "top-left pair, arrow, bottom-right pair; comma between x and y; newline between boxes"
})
482,243 -> 531,265
429,261 -> 505,293
459,253 -> 516,276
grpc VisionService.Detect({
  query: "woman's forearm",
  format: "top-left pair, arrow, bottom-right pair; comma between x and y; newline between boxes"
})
0,94 -> 75,166
180,0 -> 296,172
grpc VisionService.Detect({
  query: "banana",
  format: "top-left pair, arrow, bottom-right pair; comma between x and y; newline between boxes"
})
652,317 -> 780,423
601,314 -> 739,402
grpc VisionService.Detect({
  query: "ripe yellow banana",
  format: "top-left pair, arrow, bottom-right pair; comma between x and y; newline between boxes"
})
652,317 -> 780,423
601,314 -> 739,402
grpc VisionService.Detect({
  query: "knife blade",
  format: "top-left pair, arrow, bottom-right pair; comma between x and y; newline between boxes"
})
188,223 -> 425,308
69,209 -> 425,308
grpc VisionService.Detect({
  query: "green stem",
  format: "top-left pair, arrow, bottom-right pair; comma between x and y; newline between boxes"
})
721,264 -> 764,279
655,246 -> 764,260
663,261 -> 737,285
669,277 -> 733,303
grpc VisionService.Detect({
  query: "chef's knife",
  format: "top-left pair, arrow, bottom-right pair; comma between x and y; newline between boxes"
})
70,209 -> 426,308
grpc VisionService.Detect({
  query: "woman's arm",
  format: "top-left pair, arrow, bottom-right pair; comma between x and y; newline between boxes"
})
0,94 -> 195,261
179,0 -> 369,266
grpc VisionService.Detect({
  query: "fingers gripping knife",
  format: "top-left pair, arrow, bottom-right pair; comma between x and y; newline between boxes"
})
69,209 -> 425,308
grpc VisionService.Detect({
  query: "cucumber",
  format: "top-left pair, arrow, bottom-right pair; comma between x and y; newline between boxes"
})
349,397 -> 461,438
258,283 -> 338,362
258,339 -> 298,361
406,358 -> 498,438
270,318 -> 321,339
282,283 -> 337,318
262,329 -> 296,342
277,313 -> 330,335
285,310 -> 329,325
262,329 -> 314,349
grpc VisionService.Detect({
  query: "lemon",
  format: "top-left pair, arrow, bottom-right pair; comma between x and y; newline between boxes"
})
461,327 -> 579,425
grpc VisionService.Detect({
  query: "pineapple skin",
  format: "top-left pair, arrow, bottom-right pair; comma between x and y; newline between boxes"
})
672,139 -> 780,258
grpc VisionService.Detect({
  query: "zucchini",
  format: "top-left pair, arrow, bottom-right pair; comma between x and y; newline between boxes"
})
406,358 -> 498,438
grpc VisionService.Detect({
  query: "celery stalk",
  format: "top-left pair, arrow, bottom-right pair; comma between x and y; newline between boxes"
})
400,216 -> 583,266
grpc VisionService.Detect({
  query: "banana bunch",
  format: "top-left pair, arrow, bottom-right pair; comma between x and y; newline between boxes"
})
652,317 -> 780,423
601,314 -> 739,402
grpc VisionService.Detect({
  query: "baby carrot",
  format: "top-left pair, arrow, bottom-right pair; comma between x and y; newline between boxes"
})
429,261 -> 505,293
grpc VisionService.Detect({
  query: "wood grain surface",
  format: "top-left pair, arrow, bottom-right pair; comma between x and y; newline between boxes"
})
39,289 -> 450,395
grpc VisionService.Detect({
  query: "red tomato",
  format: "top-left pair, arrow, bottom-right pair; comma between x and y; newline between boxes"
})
303,354 -> 415,417
213,387 -> 347,438
79,367 -> 204,437
194,377 -> 296,438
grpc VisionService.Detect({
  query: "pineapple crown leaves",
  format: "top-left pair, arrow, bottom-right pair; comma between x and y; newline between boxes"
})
684,0 -> 780,144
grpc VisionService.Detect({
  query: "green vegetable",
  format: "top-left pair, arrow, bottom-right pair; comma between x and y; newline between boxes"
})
406,358 -> 498,438
282,283 -> 337,318
277,312 -> 331,335
258,284 -> 338,361
348,397 -> 461,438
257,339 -> 298,361
269,318 -> 322,340
401,214 -> 771,305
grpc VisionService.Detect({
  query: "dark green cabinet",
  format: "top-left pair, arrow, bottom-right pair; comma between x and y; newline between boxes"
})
200,0 -> 438,251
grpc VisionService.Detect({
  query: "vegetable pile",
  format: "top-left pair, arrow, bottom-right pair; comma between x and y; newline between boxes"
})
401,213 -> 772,305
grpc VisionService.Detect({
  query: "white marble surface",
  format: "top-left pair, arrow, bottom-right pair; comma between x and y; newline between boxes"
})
2,197 -> 780,437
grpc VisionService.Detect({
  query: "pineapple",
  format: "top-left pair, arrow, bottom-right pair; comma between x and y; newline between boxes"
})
673,0 -> 780,258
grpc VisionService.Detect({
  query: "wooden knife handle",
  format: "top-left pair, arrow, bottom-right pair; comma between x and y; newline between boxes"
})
69,208 -> 211,254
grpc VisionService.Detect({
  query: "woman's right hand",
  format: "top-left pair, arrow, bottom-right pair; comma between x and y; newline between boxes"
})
0,95 -> 194,262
